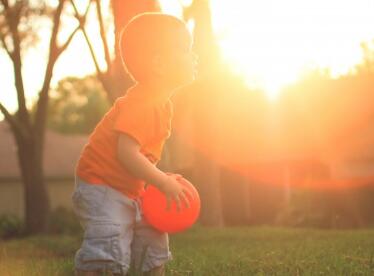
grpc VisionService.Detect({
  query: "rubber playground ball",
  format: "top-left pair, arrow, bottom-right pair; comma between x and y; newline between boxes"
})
142,177 -> 200,233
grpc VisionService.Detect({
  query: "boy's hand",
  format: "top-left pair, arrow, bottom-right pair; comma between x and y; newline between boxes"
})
157,174 -> 193,211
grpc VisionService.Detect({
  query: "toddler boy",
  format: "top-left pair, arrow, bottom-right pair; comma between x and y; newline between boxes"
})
72,13 -> 197,275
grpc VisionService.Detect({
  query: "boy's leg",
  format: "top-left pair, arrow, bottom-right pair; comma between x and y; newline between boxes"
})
131,202 -> 172,275
72,179 -> 136,274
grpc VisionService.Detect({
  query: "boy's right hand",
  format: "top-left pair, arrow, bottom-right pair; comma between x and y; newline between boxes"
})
157,174 -> 193,211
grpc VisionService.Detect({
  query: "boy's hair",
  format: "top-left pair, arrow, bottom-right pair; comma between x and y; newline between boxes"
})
120,12 -> 191,82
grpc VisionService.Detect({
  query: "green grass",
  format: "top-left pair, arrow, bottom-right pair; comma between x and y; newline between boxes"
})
1,226 -> 374,275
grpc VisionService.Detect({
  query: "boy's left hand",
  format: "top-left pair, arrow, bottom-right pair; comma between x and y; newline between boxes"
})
161,173 -> 193,211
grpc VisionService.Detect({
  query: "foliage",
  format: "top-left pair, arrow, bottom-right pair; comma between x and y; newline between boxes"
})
46,207 -> 82,235
0,1 -> 53,55
0,214 -> 24,239
357,40 -> 374,74
0,206 -> 84,239
46,75 -> 110,134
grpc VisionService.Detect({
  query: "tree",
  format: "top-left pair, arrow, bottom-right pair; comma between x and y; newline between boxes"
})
356,41 -> 374,74
0,0 -> 85,234
45,76 -> 110,134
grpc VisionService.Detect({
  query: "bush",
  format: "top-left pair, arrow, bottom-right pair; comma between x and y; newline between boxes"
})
0,214 -> 24,239
46,207 -> 82,235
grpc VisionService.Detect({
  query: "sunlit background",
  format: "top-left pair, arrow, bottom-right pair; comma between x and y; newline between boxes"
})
2,0 -> 374,242
163,0 -> 374,99
1,0 -> 374,108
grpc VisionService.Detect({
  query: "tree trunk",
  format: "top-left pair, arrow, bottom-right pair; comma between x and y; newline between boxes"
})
221,168 -> 252,225
194,151 -> 224,226
15,133 -> 50,234
184,0 -> 219,76
179,0 -> 225,227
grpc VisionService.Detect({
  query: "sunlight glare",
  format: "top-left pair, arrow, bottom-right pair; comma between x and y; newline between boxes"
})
209,0 -> 374,99
159,0 -> 183,17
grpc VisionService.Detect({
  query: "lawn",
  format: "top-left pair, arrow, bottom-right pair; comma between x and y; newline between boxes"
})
1,226 -> 374,275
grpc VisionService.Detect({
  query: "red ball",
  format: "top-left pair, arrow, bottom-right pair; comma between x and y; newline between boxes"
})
141,177 -> 200,233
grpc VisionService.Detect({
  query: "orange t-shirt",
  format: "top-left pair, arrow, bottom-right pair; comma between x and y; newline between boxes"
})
75,84 -> 173,198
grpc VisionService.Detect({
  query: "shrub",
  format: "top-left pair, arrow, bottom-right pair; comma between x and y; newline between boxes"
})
46,207 -> 82,235
0,214 -> 24,239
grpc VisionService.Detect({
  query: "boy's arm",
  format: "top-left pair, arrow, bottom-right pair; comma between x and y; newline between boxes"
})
117,133 -> 191,209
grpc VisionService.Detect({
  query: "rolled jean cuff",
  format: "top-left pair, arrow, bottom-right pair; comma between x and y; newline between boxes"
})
142,251 -> 173,272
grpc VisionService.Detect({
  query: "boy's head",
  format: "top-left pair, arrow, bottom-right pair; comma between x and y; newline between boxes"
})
120,13 -> 197,88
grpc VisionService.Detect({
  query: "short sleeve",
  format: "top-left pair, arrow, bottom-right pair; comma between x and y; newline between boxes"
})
113,102 -> 153,146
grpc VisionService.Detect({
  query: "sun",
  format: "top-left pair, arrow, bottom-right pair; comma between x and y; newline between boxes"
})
210,0 -> 374,99
162,0 -> 374,100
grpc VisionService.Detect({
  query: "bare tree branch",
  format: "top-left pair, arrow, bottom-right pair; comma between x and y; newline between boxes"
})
82,27 -> 104,76
4,1 -> 30,127
0,31 -> 13,61
34,0 -> 84,142
0,102 -> 16,127
56,25 -> 79,56
34,0 -> 66,140
0,102 -> 28,139
95,0 -> 111,74
70,0 -> 104,78
0,0 -> 9,10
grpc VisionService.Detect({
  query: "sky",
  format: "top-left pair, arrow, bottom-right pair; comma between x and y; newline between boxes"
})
1,0 -> 374,115
208,0 -> 374,98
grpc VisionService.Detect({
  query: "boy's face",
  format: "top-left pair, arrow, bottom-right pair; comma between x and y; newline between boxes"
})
153,38 -> 198,89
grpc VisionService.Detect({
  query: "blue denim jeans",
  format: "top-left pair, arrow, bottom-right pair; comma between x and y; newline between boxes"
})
72,177 -> 172,274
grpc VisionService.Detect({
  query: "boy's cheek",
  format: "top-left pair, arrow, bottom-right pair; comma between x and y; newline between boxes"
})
175,62 -> 195,81
180,62 -> 195,82
172,70 -> 192,85
167,58 -> 195,85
